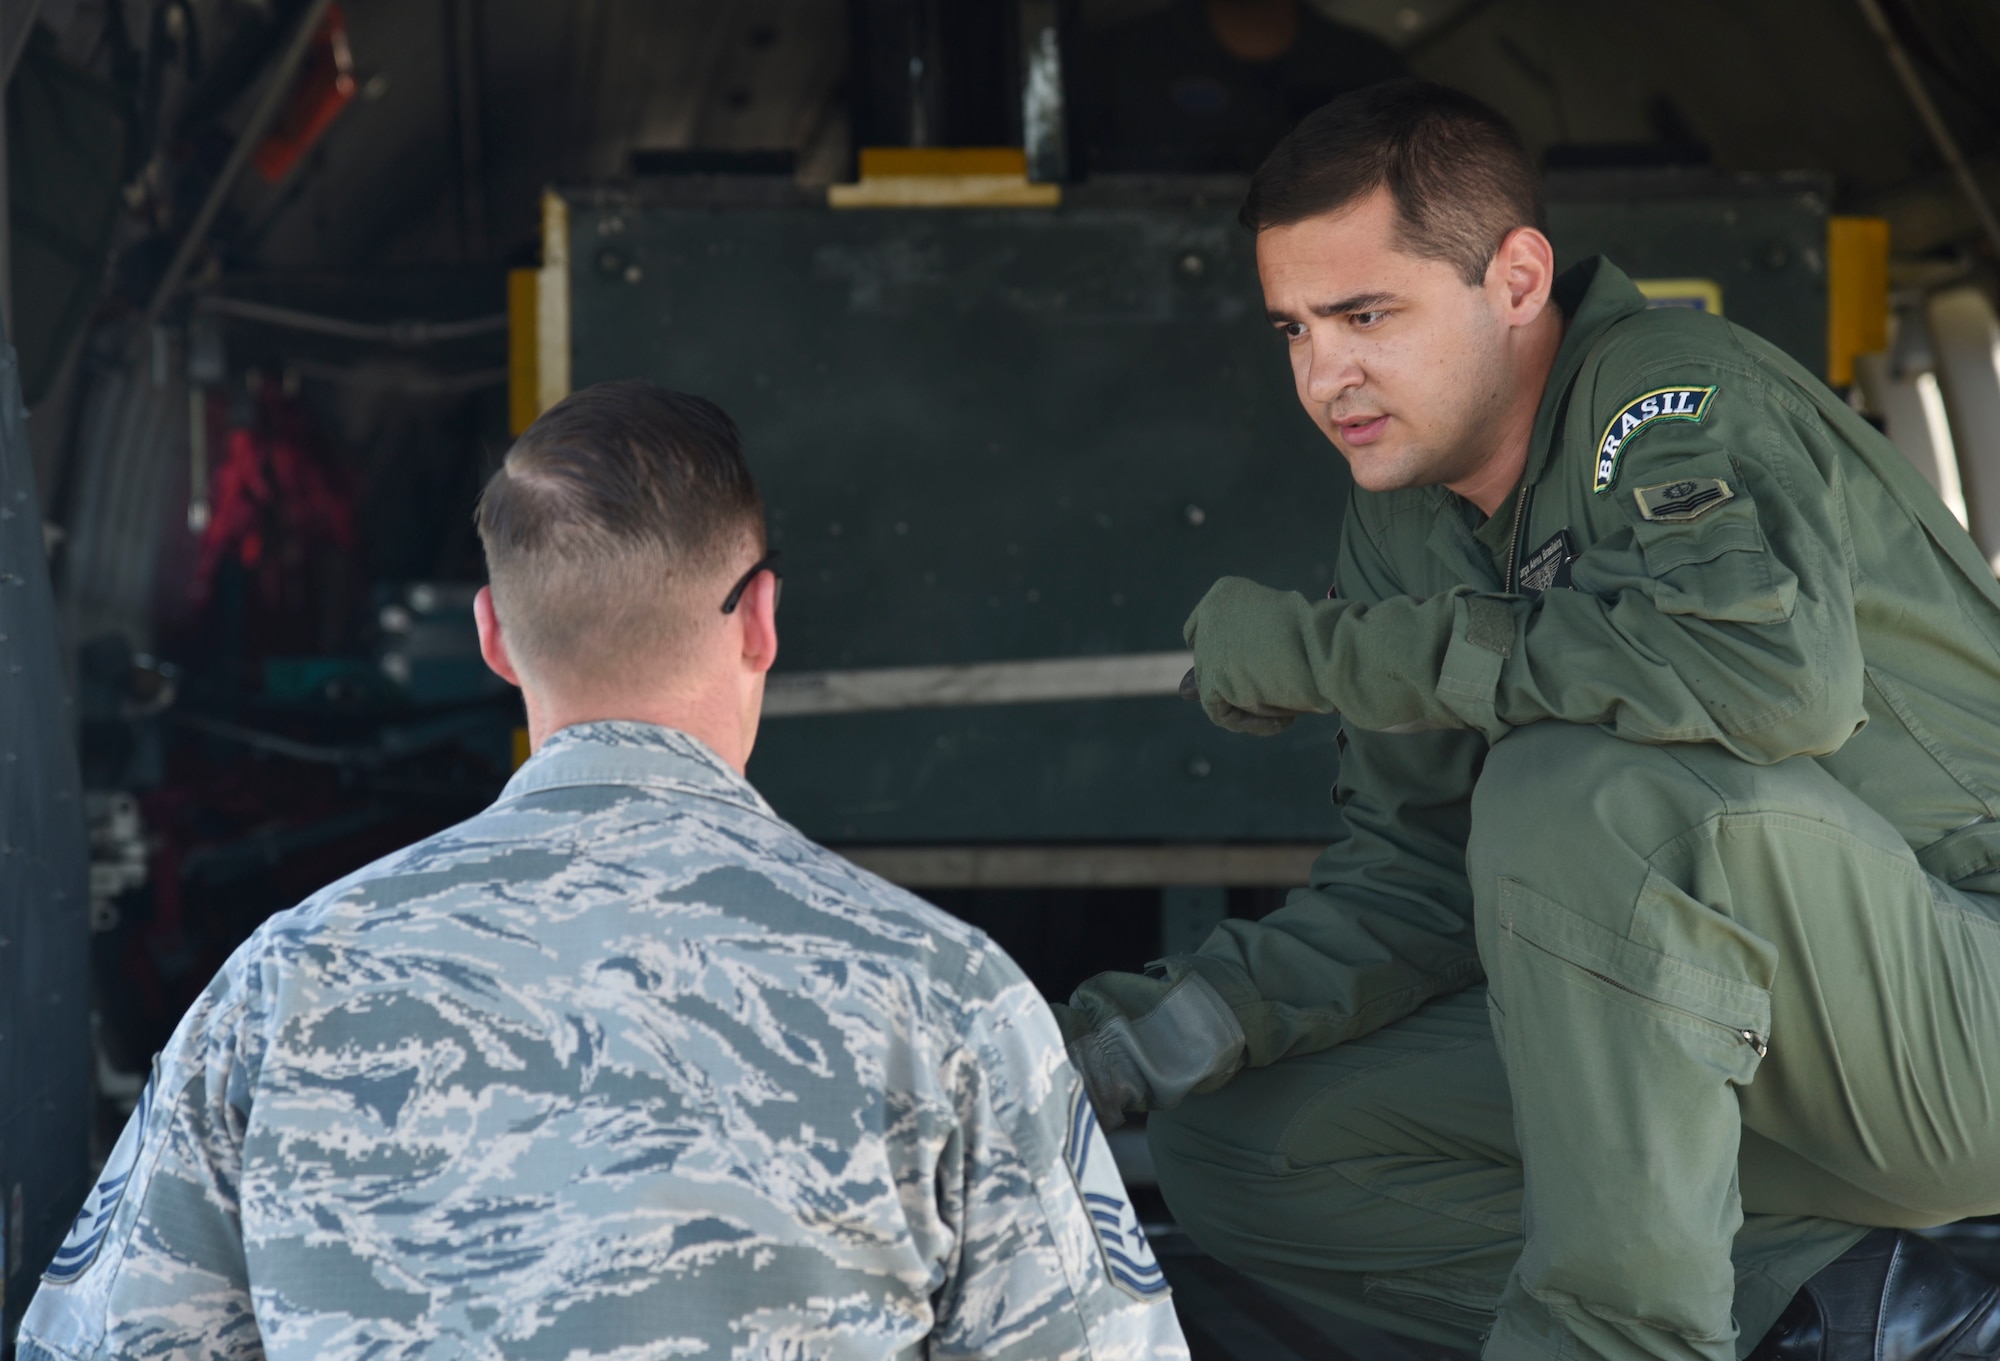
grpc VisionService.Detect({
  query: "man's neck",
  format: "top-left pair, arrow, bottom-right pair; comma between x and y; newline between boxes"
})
1448,305 -> 1568,518
522,679 -> 756,773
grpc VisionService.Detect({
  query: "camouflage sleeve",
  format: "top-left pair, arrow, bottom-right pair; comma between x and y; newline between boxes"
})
18,937 -> 271,1361
930,948 -> 1189,1361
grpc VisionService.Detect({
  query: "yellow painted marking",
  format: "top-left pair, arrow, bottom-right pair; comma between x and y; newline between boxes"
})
857,147 -> 1027,177
534,191 -> 571,420
1635,277 -> 1724,315
507,268 -> 539,436
831,146 -> 1059,209
1827,216 -> 1890,387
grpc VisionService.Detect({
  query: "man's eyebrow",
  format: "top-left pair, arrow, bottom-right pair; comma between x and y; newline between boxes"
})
1267,291 -> 1402,325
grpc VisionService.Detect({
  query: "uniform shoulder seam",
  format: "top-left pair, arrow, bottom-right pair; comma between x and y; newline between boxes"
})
1585,307 -> 1755,386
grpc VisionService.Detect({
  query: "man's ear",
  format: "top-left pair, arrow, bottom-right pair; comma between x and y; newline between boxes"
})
738,570 -> 779,676
474,586 -> 524,688
1492,225 -> 1557,320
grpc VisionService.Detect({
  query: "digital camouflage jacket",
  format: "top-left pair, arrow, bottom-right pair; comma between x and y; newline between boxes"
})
22,721 -> 1185,1361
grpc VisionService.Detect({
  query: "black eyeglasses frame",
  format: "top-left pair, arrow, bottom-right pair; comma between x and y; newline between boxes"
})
720,550 -> 783,614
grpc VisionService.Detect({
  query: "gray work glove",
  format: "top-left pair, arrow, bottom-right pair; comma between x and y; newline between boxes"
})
1052,971 -> 1249,1130
1179,665 -> 1300,737
1182,576 -> 1339,735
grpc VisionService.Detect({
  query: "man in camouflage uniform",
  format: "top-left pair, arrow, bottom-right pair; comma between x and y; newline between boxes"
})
20,381 -> 1186,1360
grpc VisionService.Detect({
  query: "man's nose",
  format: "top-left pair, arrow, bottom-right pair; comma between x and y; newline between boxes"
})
1304,337 -> 1363,404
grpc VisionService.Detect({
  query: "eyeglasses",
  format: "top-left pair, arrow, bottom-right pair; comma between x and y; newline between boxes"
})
721,549 -> 783,614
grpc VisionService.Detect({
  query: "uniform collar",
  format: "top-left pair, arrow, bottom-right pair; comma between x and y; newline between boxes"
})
1520,255 -> 1649,489
496,719 -> 778,821
1464,258 -> 1648,560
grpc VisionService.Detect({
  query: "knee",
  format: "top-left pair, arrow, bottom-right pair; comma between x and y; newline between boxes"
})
1146,1100 -> 1276,1263
1146,1067 -> 1439,1267
1467,723 -> 1724,892
1147,1081 -> 1385,1271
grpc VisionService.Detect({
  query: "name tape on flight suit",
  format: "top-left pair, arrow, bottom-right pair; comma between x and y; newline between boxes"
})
1633,476 -> 1735,522
1519,528 -> 1577,594
1593,386 -> 1719,493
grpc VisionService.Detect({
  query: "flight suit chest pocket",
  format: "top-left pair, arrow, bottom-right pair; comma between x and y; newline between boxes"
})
1628,478 -> 1796,625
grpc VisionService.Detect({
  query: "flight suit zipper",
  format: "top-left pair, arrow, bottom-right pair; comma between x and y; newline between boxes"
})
1502,913 -> 1769,1057
1504,483 -> 1533,593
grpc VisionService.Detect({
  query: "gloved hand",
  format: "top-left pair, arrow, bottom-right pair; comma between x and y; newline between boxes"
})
1183,576 -> 1346,735
1051,1002 -> 1148,1131
1052,972 -> 1249,1129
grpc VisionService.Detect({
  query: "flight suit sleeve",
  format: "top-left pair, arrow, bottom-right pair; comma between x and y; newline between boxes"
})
1186,360 -> 1866,766
1064,499 -> 1487,1099
932,948 -> 1189,1361
17,939 -> 273,1361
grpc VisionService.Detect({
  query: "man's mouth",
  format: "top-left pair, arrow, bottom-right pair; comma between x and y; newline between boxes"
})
1334,414 -> 1390,445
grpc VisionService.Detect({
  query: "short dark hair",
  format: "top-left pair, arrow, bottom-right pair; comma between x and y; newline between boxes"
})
1240,80 -> 1544,286
476,380 -> 764,684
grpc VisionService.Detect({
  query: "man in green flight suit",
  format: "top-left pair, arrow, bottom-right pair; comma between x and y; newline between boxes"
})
1056,80 -> 2000,1361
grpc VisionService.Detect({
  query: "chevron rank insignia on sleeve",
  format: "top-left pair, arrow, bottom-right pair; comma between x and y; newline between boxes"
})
1633,476 -> 1735,522
1063,1085 -> 1170,1301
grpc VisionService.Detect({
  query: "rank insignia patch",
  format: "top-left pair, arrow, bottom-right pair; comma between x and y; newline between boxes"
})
1634,476 -> 1735,522
1064,1085 -> 1169,1300
1592,386 -> 1719,493
44,1076 -> 152,1284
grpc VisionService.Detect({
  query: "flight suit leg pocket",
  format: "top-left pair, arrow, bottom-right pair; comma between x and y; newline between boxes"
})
1487,878 -> 1772,1345
1491,875 -> 1773,1086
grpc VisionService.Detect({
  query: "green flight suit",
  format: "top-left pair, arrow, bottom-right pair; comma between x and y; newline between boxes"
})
1063,258 -> 2000,1360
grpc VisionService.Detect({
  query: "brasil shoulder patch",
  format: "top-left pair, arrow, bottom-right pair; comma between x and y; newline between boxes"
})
1592,385 -> 1718,493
